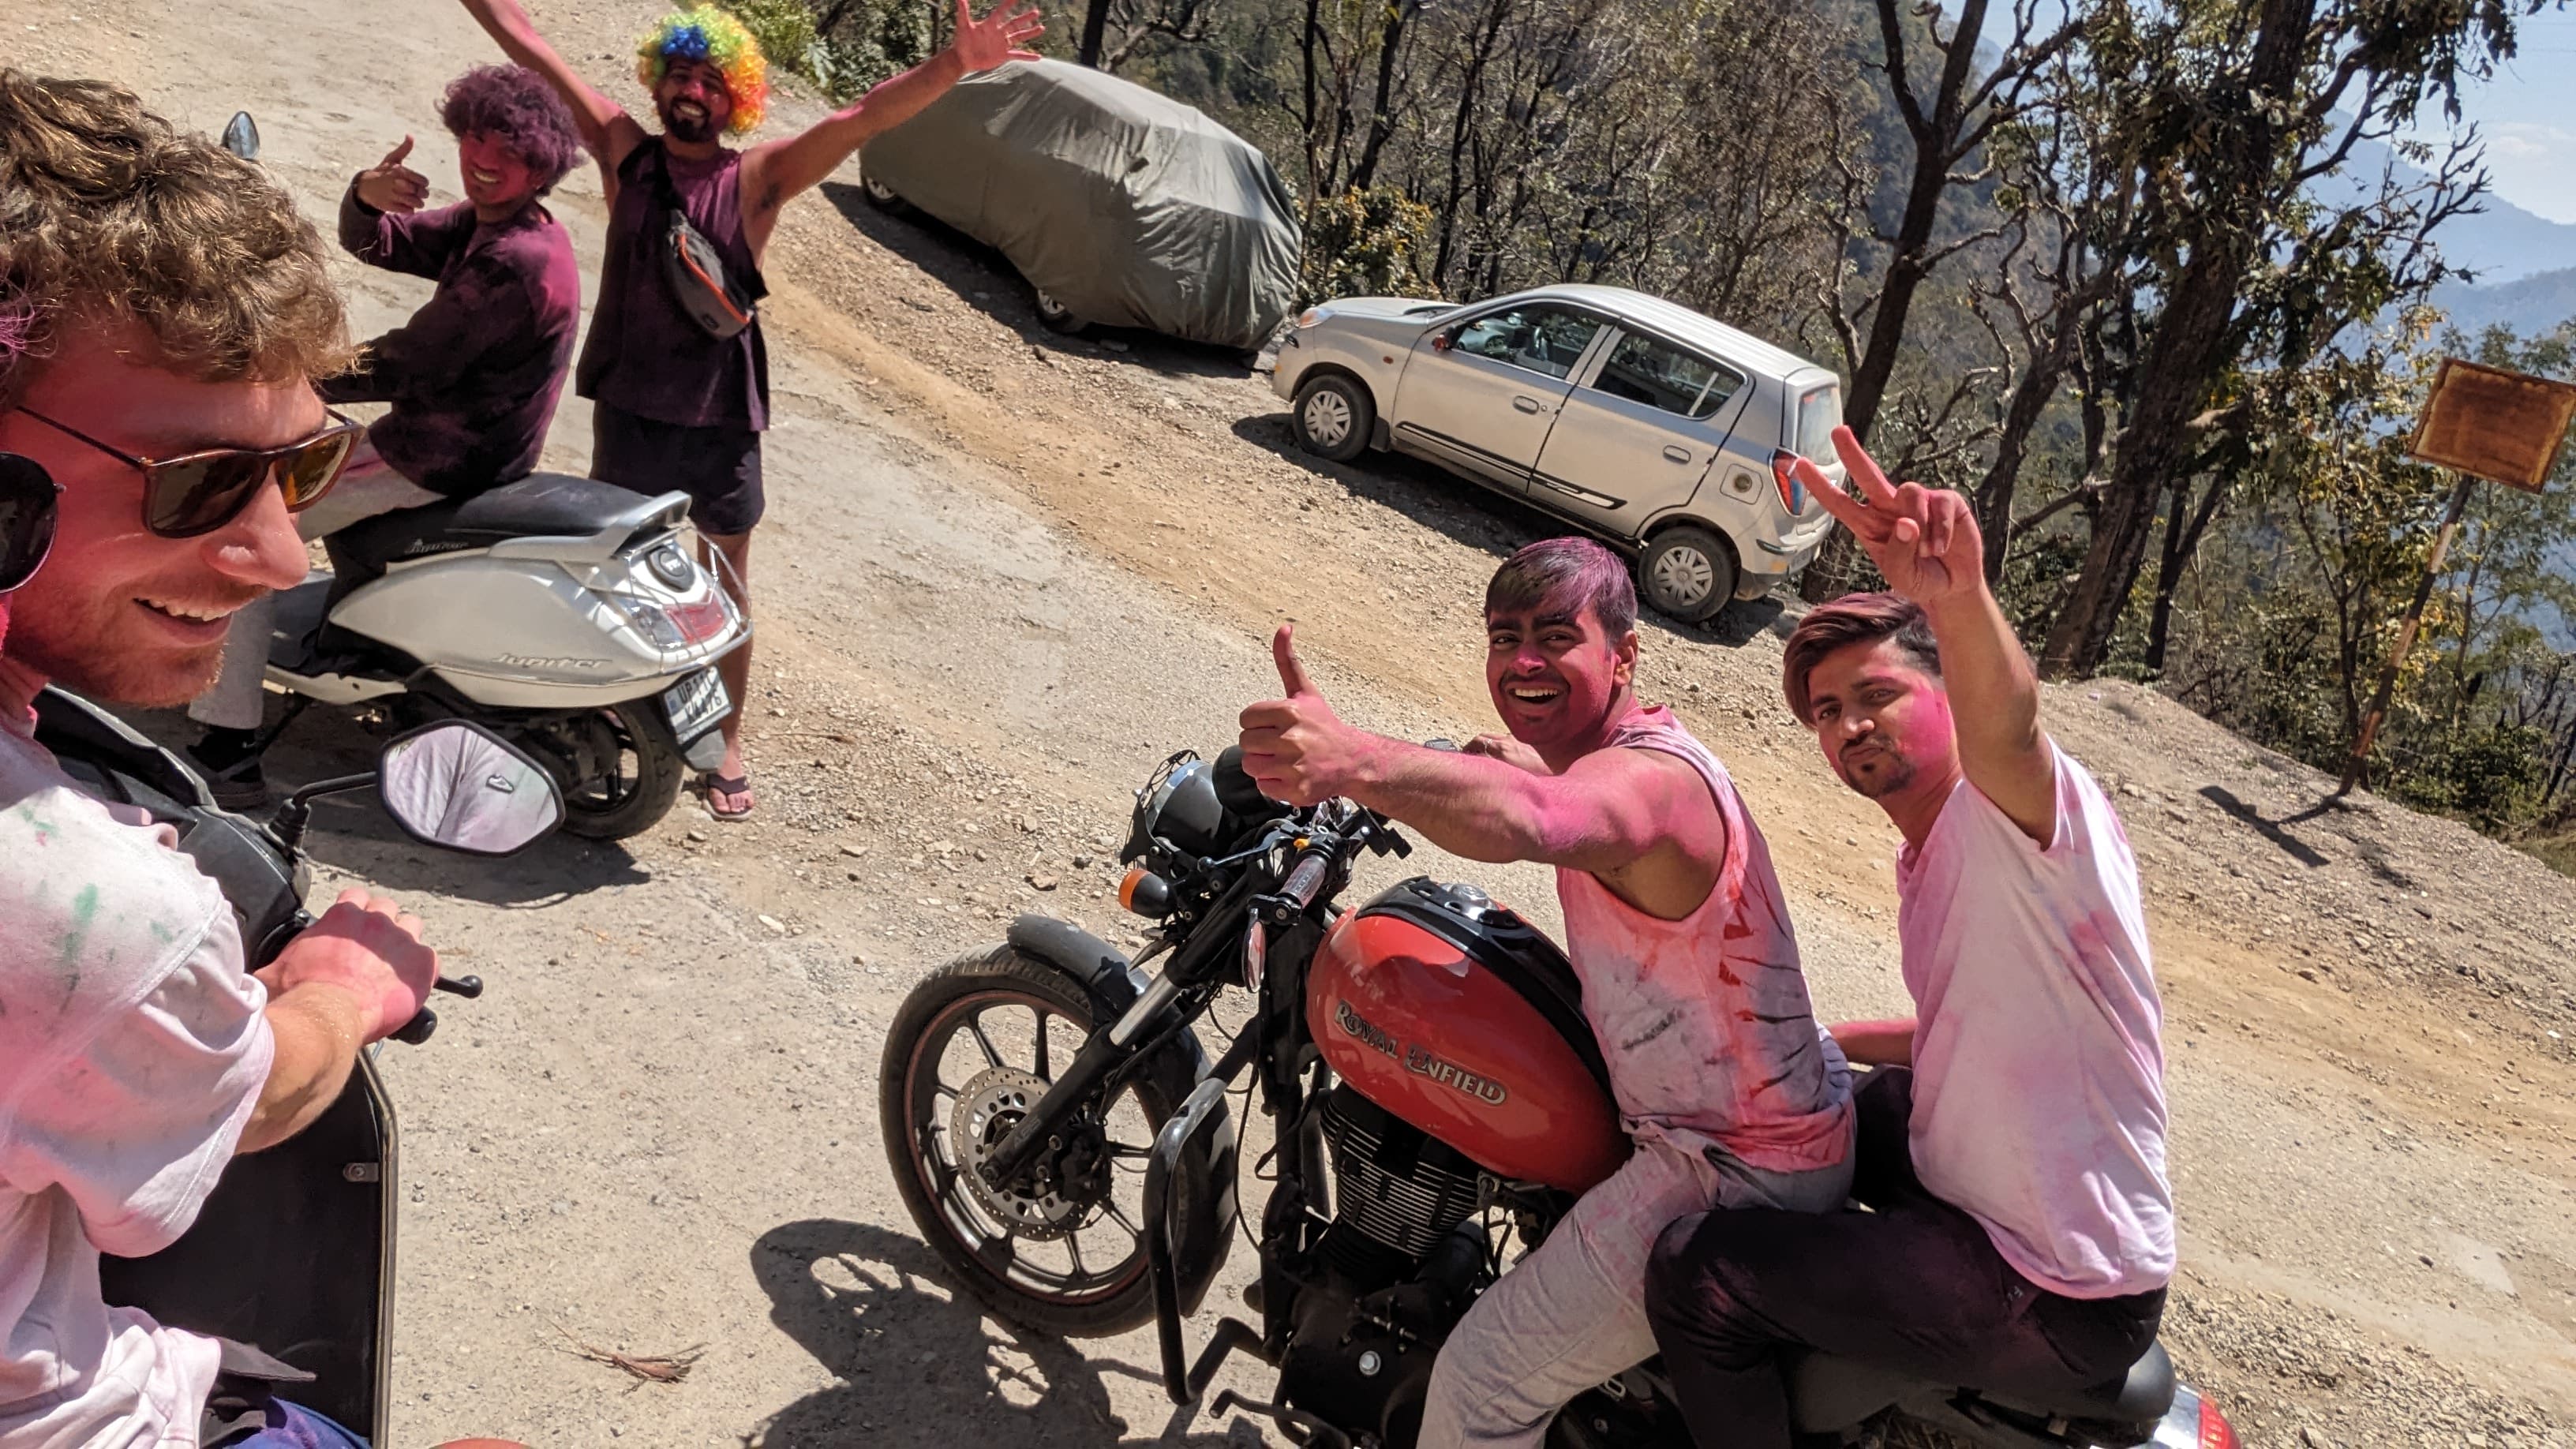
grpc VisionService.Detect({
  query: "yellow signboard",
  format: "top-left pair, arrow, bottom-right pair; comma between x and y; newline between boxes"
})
2408,358 -> 2576,492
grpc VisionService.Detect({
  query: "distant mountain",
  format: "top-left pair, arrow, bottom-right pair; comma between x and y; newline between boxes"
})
2428,266 -> 2576,340
2334,137 -> 2576,287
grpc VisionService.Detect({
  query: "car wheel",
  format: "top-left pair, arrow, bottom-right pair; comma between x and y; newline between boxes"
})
1638,527 -> 1739,625
1034,289 -> 1088,335
859,173 -> 910,214
1291,373 -> 1374,463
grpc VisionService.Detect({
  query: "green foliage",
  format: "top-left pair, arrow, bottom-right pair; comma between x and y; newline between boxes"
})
1297,188 -> 1438,305
739,0 -> 932,103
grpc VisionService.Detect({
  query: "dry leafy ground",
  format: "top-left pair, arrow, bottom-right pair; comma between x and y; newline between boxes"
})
9,1 -> 2575,1443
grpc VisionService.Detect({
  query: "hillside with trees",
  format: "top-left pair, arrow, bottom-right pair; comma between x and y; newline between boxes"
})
736,0 -> 2576,871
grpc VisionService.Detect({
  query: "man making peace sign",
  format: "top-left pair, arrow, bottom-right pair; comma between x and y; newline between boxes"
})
1642,428 -> 2174,1447
1238,537 -> 1855,1449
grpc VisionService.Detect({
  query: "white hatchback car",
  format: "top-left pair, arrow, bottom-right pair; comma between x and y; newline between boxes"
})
1271,283 -> 1844,622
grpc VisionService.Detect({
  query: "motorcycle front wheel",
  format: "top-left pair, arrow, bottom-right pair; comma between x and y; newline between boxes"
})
879,944 -> 1200,1337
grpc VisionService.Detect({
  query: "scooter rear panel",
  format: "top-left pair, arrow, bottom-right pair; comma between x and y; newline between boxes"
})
98,1052 -> 395,1442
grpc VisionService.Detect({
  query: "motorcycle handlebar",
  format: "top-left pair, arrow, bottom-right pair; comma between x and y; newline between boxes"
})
1279,852 -> 1330,907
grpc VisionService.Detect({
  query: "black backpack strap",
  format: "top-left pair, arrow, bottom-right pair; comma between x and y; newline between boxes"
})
32,687 -> 217,812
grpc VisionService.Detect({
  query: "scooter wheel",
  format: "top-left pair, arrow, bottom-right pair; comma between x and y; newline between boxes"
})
530,704 -> 687,841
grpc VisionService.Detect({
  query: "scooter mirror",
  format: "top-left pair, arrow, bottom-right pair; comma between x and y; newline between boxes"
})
221,111 -> 260,161
377,721 -> 564,856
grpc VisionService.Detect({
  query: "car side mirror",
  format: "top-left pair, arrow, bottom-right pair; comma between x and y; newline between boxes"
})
221,111 -> 260,161
1432,332 -> 1455,353
378,721 -> 564,856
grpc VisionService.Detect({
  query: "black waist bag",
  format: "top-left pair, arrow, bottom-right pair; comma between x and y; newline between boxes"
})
653,147 -> 765,339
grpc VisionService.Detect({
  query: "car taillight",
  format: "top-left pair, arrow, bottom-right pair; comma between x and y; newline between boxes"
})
1771,449 -> 1805,514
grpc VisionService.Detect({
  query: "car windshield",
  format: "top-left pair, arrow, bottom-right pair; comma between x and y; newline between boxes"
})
1796,383 -> 1843,460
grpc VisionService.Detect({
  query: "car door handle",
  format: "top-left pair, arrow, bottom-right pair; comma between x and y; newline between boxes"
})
1662,445 -> 1691,464
1513,396 -> 1545,414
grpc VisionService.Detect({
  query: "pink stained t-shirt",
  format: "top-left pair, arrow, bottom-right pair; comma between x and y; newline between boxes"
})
1895,741 -> 2174,1300
1554,706 -> 1853,1174
0,671 -> 275,1449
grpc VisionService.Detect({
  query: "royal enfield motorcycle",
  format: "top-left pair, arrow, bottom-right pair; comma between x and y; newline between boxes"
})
881,746 -> 2236,1448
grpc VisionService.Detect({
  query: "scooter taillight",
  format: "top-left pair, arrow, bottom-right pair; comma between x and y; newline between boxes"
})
2196,1398 -> 2239,1449
667,595 -> 732,645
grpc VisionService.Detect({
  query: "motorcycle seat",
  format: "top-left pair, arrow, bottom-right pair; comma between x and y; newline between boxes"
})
328,473 -> 678,586
1990,1342 -> 2176,1425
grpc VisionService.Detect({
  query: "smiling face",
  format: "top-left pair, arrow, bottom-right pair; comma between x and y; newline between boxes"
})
1801,635 -> 1958,800
456,131 -> 541,218
654,58 -> 734,144
0,327 -> 314,706
1485,596 -> 1637,762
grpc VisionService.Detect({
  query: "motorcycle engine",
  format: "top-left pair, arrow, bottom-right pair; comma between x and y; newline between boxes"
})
1275,1085 -> 1491,1446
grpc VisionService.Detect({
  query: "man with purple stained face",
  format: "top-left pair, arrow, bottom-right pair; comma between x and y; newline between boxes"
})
1237,537 -> 1855,1449
188,63 -> 586,806
1642,429 -> 2174,1449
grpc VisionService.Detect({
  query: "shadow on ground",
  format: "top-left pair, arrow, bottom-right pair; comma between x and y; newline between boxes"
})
749,1219 -> 1251,1448
816,182 -> 1260,380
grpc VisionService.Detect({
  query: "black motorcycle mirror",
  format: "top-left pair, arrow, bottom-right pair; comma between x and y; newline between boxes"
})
220,110 -> 259,160
377,720 -> 566,856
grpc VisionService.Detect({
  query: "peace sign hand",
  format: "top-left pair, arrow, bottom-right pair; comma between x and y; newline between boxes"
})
949,0 -> 1044,74
355,136 -> 429,215
1792,425 -> 1984,605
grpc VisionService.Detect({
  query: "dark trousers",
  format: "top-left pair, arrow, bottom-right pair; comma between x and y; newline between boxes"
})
1642,1069 -> 2165,1448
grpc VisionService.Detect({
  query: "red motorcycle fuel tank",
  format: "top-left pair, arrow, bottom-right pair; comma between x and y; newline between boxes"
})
1308,878 -> 1626,1193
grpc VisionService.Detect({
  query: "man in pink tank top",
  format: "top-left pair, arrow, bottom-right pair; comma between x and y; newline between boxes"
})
1239,537 -> 1853,1449
1645,429 -> 2172,1447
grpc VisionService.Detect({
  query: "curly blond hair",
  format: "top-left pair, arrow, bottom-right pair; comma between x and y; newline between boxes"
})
0,70 -> 350,409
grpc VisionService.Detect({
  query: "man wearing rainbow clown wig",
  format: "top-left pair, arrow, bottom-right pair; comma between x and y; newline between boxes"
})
459,0 -> 1041,822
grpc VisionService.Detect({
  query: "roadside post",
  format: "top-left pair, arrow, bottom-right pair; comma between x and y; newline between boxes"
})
2336,358 -> 2576,796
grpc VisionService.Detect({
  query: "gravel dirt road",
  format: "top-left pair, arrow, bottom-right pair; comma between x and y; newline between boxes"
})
10,1 -> 2574,1443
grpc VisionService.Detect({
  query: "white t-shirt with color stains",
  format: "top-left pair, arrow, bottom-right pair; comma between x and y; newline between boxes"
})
1896,743 -> 2174,1300
0,698 -> 274,1448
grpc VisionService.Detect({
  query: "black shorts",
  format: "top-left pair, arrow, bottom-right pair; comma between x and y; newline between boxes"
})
590,400 -> 765,535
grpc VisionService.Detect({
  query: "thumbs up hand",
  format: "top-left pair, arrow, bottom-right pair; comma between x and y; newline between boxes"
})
355,135 -> 429,214
1238,623 -> 1367,807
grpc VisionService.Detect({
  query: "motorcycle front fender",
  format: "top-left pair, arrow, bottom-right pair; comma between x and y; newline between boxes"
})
1005,914 -> 1237,1314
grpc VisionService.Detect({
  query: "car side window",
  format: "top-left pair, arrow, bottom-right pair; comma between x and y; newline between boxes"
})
1447,305 -> 1602,381
1589,331 -> 1744,419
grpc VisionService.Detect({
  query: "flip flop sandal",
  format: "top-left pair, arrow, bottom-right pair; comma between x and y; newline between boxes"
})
700,770 -> 755,822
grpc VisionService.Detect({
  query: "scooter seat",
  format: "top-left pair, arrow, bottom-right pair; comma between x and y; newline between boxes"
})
328,473 -> 668,585
1990,1342 -> 2176,1425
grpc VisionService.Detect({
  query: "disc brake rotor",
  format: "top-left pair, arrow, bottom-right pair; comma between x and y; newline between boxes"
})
950,1066 -> 1107,1241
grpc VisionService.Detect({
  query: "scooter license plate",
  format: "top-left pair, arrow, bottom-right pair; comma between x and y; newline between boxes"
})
661,668 -> 730,741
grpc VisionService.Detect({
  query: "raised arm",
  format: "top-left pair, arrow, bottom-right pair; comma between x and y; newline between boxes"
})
1795,427 -> 2055,841
1238,627 -> 1724,915
739,0 -> 1040,245
457,0 -> 646,170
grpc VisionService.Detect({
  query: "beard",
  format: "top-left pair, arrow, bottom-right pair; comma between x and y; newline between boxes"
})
5,578 -> 249,707
1834,743 -> 1917,799
659,96 -> 720,144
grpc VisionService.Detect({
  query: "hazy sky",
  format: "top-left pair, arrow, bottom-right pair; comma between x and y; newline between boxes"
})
2413,12 -> 2576,224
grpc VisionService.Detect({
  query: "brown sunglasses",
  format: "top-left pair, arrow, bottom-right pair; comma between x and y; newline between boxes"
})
13,406 -> 361,538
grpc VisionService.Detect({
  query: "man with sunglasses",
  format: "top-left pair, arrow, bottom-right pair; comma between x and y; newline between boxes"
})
0,71 -> 447,1447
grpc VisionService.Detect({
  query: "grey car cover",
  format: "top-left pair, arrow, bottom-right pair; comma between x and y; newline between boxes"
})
859,59 -> 1301,350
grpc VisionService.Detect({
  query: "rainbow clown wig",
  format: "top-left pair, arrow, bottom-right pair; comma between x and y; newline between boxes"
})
636,8 -> 769,134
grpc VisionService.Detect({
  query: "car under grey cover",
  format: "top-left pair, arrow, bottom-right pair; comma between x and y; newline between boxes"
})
859,59 -> 1301,350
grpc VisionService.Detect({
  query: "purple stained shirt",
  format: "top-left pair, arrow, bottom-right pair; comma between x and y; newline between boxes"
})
576,139 -> 770,432
324,187 -> 580,497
